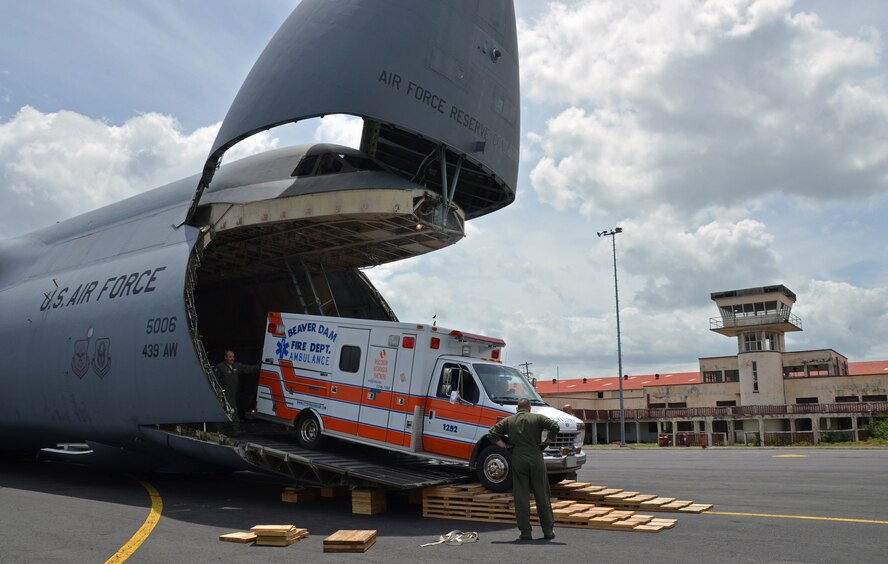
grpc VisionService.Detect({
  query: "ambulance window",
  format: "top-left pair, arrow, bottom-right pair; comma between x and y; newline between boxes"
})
438,363 -> 479,404
339,345 -> 361,373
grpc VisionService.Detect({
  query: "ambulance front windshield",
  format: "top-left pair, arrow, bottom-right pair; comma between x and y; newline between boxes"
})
474,364 -> 546,406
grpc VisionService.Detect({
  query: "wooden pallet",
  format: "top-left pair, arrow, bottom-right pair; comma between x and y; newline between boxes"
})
551,481 -> 713,513
422,485 -> 676,532
250,525 -> 309,547
324,530 -> 377,553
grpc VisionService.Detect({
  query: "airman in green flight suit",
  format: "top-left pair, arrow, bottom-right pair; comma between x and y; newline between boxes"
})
487,398 -> 561,541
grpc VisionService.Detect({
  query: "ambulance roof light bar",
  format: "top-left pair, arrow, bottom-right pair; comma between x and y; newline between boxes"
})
448,330 -> 506,347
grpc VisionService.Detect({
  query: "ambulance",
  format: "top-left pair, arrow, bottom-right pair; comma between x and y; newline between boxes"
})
255,312 -> 586,491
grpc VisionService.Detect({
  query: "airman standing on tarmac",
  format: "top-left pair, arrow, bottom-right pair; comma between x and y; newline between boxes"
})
487,398 -> 561,541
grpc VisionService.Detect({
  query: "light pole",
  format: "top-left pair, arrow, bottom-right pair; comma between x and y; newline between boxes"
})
597,227 -> 626,447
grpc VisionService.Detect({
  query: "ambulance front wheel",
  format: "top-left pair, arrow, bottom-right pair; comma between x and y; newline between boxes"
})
477,444 -> 513,492
295,412 -> 323,449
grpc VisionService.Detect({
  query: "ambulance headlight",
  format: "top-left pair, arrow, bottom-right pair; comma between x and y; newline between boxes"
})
574,428 -> 585,446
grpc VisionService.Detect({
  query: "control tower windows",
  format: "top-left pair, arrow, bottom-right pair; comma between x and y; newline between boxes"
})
742,331 -> 779,352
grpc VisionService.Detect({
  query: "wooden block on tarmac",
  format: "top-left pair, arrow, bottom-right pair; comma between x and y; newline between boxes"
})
551,500 -> 577,510
352,489 -> 386,515
323,530 -> 377,553
250,525 -> 309,547
640,497 -> 675,508
631,523 -> 670,532
218,531 -> 257,543
659,500 -> 693,511
625,494 -> 658,503
582,488 -> 623,500
604,491 -> 640,501
408,488 -> 424,505
679,503 -> 713,513
573,508 -> 614,518
451,483 -> 488,494
282,489 -> 318,503
473,493 -> 513,504
588,514 -> 623,525
321,486 -> 348,498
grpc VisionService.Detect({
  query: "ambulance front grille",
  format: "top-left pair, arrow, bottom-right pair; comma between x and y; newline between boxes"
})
549,431 -> 578,450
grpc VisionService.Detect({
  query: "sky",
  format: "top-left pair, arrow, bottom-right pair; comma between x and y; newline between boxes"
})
2,0 -> 887,383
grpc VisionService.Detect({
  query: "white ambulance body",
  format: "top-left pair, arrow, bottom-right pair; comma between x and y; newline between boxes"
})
255,312 -> 586,491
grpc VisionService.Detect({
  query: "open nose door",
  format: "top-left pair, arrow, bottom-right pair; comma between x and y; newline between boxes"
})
184,0 -> 520,226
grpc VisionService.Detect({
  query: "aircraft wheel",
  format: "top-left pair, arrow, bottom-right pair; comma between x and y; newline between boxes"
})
295,412 -> 323,449
477,444 -> 512,492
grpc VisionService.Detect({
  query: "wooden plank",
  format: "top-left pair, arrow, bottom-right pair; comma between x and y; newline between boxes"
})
218,531 -> 257,543
282,489 -> 318,503
640,497 -> 675,508
659,500 -> 693,510
679,503 -> 713,513
625,494 -> 658,503
632,524 -> 669,532
321,487 -> 348,498
251,525 -> 296,535
323,530 -> 377,553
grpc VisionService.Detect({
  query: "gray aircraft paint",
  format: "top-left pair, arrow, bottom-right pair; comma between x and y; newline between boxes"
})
0,0 -> 520,472
188,0 -> 519,224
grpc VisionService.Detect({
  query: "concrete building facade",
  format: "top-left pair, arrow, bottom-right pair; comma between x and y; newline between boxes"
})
537,285 -> 888,446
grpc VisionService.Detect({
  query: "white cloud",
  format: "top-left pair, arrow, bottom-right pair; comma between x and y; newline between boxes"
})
790,280 -> 888,359
520,0 -> 888,220
0,106 -> 277,238
622,213 -> 780,308
528,106 -> 660,216
313,114 -> 363,148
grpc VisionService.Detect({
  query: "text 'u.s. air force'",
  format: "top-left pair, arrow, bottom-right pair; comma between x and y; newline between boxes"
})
40,266 -> 167,311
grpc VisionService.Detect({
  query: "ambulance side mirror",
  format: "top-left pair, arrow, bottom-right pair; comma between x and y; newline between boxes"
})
441,384 -> 452,396
442,367 -> 453,385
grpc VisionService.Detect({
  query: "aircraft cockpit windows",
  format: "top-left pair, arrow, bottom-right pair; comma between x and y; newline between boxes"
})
316,153 -> 344,175
291,155 -> 319,176
290,151 -> 387,177
343,154 -> 385,172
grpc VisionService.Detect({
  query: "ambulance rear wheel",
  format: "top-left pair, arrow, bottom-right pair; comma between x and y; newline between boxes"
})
477,444 -> 512,492
295,412 -> 323,449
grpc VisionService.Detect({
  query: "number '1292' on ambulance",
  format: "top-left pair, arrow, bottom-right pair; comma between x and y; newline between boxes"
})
256,312 -> 586,491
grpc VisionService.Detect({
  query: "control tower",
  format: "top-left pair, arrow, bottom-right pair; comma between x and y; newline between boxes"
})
710,285 -> 802,405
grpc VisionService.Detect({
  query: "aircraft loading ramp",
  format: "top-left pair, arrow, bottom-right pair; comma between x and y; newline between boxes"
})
146,422 -> 469,489
239,435 -> 470,489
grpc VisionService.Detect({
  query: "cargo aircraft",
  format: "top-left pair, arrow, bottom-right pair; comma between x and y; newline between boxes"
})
0,0 -> 520,472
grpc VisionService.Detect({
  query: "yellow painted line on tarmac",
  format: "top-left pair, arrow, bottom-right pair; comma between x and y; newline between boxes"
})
709,511 -> 888,525
105,480 -> 163,563
772,454 -> 808,458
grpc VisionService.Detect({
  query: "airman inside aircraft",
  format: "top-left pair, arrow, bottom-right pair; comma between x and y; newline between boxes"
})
214,350 -> 259,420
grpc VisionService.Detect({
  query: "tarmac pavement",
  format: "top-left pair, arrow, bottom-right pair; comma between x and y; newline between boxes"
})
1,447 -> 887,563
